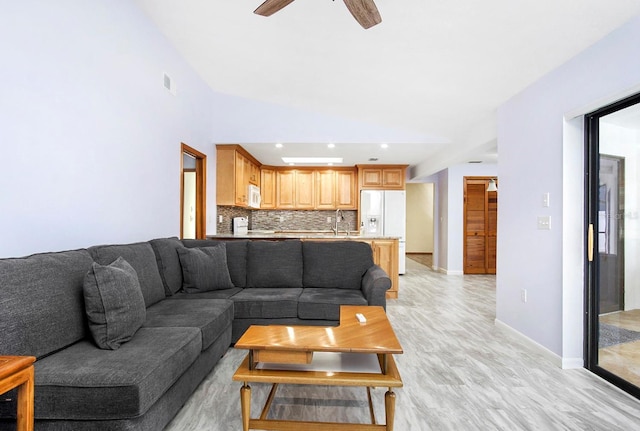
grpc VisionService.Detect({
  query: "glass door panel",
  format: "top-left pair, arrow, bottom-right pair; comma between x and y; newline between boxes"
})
586,95 -> 640,398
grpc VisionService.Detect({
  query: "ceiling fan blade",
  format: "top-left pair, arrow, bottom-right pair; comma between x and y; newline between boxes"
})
343,0 -> 382,29
254,0 -> 296,17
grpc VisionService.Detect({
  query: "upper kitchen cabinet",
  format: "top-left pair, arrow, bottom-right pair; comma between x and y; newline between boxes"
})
216,145 -> 261,207
276,169 -> 315,209
260,167 -> 276,209
357,165 -> 408,190
317,168 -> 357,209
273,168 -> 356,210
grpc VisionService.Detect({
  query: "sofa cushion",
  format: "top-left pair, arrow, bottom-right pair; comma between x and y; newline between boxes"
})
232,288 -> 302,318
89,242 -> 166,307
32,327 -> 201,420
0,249 -> 94,358
144,299 -> 233,351
302,241 -> 374,289
149,237 -> 185,296
246,240 -> 303,288
83,257 -> 146,350
171,287 -> 242,300
183,239 -> 248,288
177,245 -> 234,293
298,288 -> 368,320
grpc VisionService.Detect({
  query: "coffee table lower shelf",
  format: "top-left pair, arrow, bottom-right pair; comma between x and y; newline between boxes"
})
232,354 -> 403,431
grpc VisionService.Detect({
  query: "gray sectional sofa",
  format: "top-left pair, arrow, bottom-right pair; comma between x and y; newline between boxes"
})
0,238 -> 391,431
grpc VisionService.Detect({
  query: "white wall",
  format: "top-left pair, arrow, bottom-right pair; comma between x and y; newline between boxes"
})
497,13 -> 640,365
0,0 -> 215,257
0,0 -> 437,258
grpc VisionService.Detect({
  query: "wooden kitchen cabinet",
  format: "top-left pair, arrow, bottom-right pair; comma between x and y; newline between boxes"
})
260,167 -> 276,209
275,168 -> 355,210
216,145 -> 261,207
335,170 -> 357,208
249,161 -> 260,186
276,170 -> 296,208
316,170 -> 336,210
315,169 -> 357,210
369,239 -> 399,299
357,165 -> 408,190
295,170 -> 315,209
275,169 -> 315,209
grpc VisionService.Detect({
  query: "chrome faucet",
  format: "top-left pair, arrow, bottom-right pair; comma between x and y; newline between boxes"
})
331,209 -> 349,236
332,209 -> 345,236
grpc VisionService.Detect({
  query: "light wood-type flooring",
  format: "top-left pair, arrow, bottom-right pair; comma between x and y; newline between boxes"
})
165,259 -> 640,430
599,309 -> 640,388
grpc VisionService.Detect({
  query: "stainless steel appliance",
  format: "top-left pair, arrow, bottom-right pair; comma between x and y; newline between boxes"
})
233,217 -> 248,236
360,190 -> 406,274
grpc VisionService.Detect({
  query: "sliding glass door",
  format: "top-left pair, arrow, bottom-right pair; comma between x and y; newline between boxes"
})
586,93 -> 640,398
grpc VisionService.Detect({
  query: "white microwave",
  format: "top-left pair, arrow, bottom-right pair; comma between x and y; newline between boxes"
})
248,185 -> 261,208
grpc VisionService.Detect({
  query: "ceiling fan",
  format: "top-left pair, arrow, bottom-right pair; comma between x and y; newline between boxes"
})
254,0 -> 382,29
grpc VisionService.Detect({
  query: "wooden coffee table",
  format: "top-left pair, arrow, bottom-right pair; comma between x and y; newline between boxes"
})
0,356 -> 36,431
232,305 -> 403,431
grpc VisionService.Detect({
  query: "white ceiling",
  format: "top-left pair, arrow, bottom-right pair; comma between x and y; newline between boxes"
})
134,0 -> 640,175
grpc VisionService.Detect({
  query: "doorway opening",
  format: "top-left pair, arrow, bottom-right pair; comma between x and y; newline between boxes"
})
181,143 -> 206,239
585,93 -> 640,399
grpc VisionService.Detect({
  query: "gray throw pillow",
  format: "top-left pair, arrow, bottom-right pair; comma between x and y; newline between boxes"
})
83,256 -> 146,350
177,244 -> 234,293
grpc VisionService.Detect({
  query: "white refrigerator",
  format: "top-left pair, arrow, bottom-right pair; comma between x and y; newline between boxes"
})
360,190 -> 406,274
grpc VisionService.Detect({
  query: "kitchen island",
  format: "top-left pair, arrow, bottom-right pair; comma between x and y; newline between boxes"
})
207,232 -> 400,299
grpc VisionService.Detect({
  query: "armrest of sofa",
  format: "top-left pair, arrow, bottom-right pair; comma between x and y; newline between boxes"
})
361,264 -> 392,309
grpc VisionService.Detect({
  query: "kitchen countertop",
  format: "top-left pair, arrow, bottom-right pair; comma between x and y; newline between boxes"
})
207,230 -> 400,240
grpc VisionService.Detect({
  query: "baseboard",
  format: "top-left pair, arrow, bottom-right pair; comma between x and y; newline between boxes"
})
437,267 -> 463,275
562,357 -> 584,369
494,319 -> 571,368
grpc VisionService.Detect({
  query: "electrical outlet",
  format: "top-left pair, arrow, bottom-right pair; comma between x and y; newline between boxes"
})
537,216 -> 551,230
521,289 -> 527,303
218,215 -> 223,223
327,217 -> 332,223
279,216 -> 284,222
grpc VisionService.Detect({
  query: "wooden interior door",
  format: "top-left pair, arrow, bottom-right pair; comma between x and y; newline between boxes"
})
463,177 -> 497,274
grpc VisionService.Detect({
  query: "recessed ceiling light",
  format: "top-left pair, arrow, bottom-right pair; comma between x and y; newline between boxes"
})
275,143 -> 283,148
381,144 -> 389,149
327,143 -> 335,148
282,157 -> 343,164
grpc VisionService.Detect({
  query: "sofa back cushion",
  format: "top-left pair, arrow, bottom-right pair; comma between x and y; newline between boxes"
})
177,245 -> 235,292
182,239 -> 248,288
0,249 -> 94,358
88,242 -> 165,307
149,237 -> 185,296
246,240 -> 303,288
302,241 -> 374,290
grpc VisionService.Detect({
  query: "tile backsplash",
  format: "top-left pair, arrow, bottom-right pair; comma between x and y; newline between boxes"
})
216,206 -> 357,235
